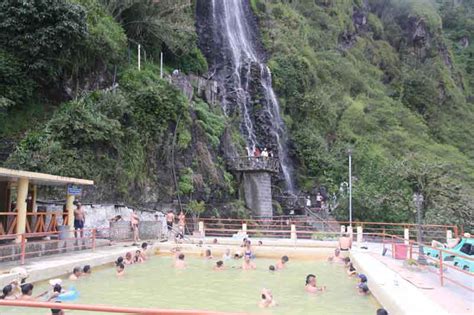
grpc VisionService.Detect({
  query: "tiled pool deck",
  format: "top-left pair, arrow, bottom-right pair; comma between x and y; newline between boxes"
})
0,237 -> 471,314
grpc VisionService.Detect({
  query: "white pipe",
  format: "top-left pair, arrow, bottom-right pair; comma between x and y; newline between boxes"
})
349,153 -> 352,227
138,44 -> 141,71
160,52 -> 163,78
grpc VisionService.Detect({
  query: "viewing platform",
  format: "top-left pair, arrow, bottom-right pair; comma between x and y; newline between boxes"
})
226,156 -> 280,173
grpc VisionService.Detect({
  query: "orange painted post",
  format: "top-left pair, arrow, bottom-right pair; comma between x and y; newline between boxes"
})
20,234 -> 26,265
439,250 -> 444,286
92,229 -> 96,251
454,226 -> 459,238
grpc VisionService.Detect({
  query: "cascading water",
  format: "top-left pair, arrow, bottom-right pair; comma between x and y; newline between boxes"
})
196,0 -> 294,192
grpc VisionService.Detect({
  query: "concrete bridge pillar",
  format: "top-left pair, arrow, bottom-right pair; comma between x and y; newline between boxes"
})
242,172 -> 273,217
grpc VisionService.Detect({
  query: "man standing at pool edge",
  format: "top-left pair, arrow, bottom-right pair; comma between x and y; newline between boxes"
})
74,202 -> 85,244
166,210 -> 175,239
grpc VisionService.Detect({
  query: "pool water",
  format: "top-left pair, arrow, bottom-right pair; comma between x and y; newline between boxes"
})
5,255 -> 380,314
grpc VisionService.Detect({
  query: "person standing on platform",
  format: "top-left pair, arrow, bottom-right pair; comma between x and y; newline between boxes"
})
178,211 -> 186,236
166,210 -> 175,239
74,203 -> 85,244
131,209 -> 140,243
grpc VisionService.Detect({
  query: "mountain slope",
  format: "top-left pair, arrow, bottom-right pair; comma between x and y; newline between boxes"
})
251,0 -> 473,225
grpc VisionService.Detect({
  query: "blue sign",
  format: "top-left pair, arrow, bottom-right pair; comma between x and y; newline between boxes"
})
67,185 -> 82,196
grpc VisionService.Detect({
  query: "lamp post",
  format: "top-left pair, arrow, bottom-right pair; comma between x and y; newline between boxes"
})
413,192 -> 427,264
347,149 -> 353,227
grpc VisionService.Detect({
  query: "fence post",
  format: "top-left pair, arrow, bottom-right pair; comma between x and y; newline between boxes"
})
356,226 -> 363,245
439,250 -> 444,286
290,224 -> 297,240
446,229 -> 452,243
92,229 -> 96,251
340,225 -> 346,235
409,241 -> 413,259
20,234 -> 26,265
347,226 -> 353,240
199,221 -> 205,237
453,226 -> 459,239
404,228 -> 409,245
242,223 -> 247,235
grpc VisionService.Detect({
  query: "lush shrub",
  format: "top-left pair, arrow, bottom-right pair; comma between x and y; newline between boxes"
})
0,0 -> 88,82
0,50 -> 36,108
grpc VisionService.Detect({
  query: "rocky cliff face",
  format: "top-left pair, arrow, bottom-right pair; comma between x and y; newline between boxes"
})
195,0 -> 295,191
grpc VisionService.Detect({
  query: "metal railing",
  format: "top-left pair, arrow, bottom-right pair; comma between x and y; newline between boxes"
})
0,300 -> 244,314
0,226 -> 135,265
371,232 -> 474,292
0,211 -> 68,236
189,217 -> 458,242
226,156 -> 280,173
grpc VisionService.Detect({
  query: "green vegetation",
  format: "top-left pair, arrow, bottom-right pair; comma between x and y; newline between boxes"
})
1,0 -> 472,226
253,0 -> 474,226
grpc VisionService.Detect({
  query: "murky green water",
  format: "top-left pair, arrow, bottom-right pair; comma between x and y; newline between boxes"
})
4,256 -> 380,314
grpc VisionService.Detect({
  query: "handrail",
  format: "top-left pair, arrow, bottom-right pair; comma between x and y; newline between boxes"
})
0,300 -> 245,315
226,156 -> 280,173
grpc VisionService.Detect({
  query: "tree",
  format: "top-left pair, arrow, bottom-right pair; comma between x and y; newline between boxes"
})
0,0 -> 88,83
99,0 -> 195,55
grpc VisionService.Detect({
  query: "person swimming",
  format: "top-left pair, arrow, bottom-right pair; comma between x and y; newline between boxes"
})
124,252 -> 134,265
343,256 -> 351,267
82,265 -> 91,276
328,248 -> 343,262
140,242 -> 148,260
174,253 -> 187,269
213,260 -> 225,271
48,284 -> 64,302
68,267 -> 82,281
276,255 -> 289,270
305,274 -> 326,293
50,301 -> 64,315
347,263 -> 357,276
357,274 -> 368,291
19,283 -> 48,301
204,249 -> 213,259
134,250 -> 144,263
259,288 -> 277,308
222,248 -> 231,261
269,265 -> 276,272
244,240 -> 253,258
115,256 -> 124,266
116,263 -> 125,276
242,254 -> 256,270
1,284 -> 16,300
358,283 -> 370,295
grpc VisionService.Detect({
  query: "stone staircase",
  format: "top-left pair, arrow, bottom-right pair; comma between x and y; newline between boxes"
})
305,207 -> 341,233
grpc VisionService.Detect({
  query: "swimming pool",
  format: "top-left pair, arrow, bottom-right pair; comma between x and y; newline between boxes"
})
4,255 -> 380,314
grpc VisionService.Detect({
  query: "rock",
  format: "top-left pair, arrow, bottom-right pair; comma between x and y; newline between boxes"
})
171,73 -> 193,102
459,36 -> 469,49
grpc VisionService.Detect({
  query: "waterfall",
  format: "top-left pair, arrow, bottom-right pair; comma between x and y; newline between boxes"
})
198,0 -> 294,192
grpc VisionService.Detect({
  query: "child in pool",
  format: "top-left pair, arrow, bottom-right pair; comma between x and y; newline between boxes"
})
116,263 -> 125,276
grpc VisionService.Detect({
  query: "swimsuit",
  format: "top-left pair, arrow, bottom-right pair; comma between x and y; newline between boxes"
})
74,219 -> 84,229
167,221 -> 173,230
